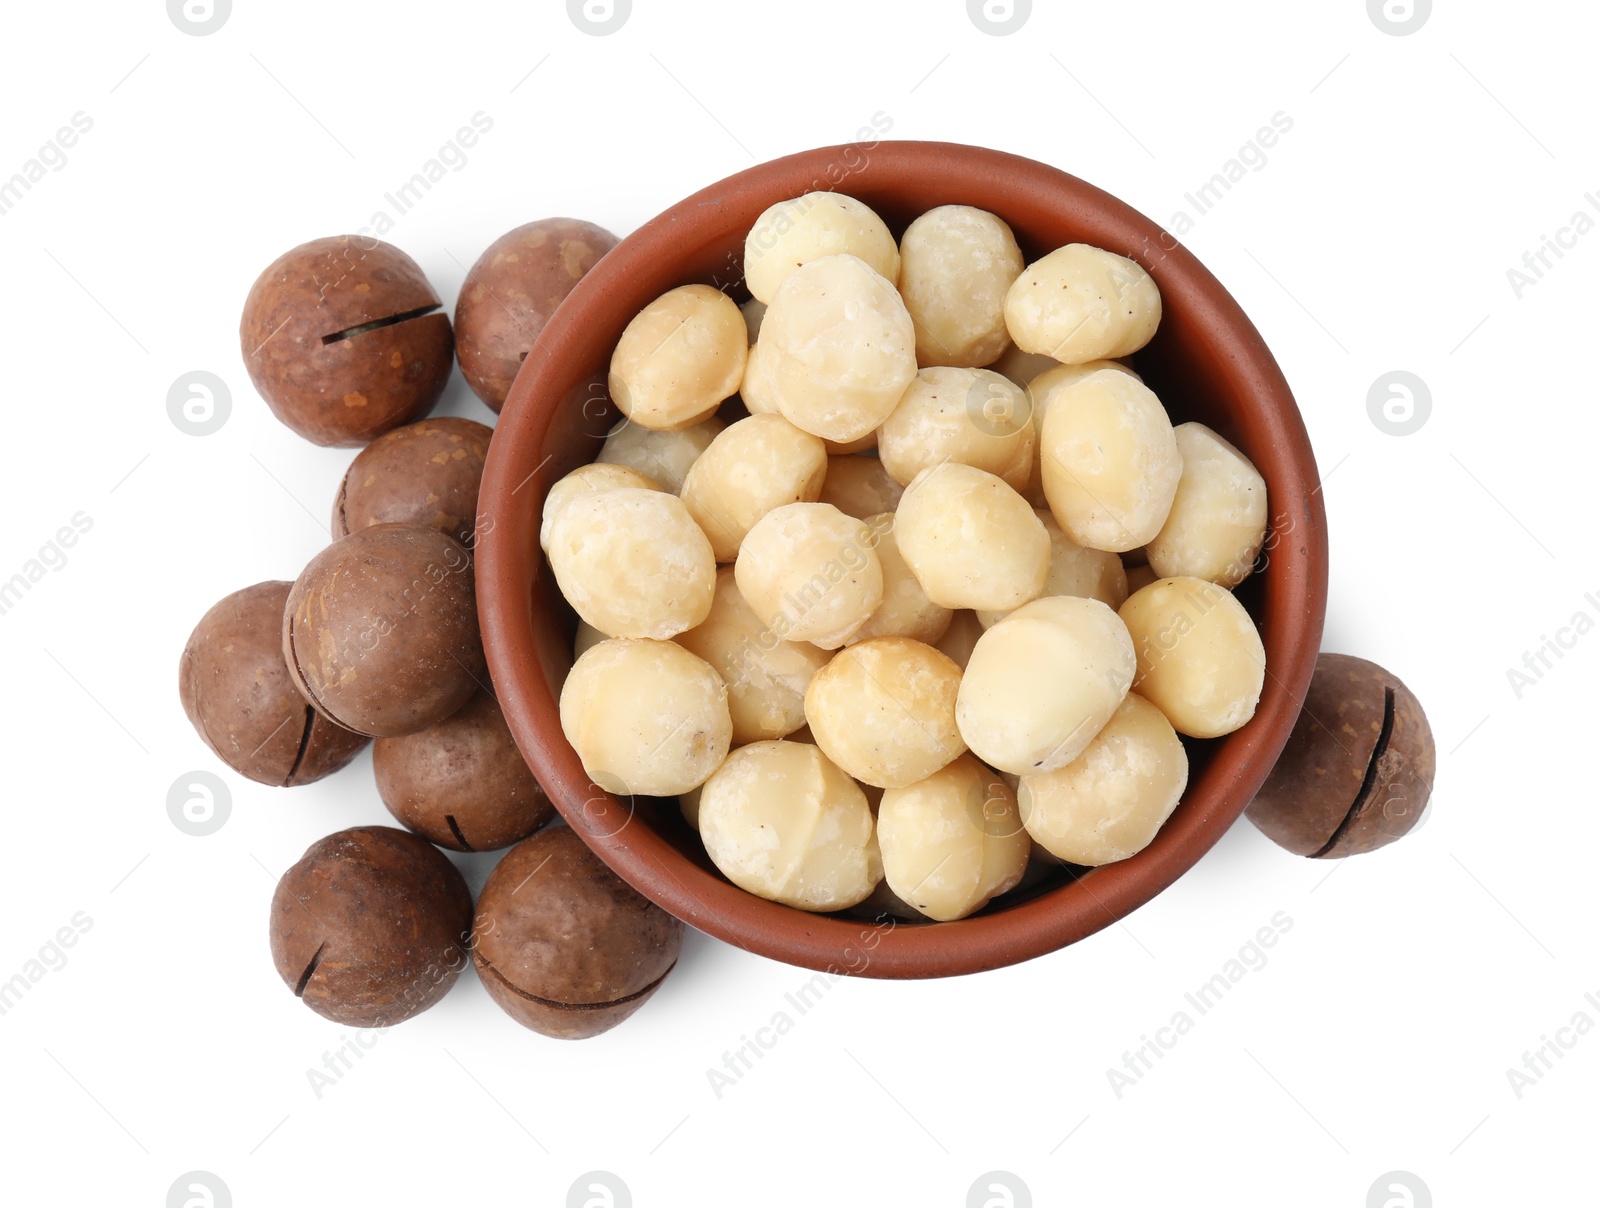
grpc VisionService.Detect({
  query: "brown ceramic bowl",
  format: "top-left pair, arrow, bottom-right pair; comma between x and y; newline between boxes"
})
477,141 -> 1328,979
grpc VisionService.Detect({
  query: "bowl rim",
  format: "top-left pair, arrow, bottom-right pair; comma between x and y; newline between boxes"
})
477,140 -> 1328,979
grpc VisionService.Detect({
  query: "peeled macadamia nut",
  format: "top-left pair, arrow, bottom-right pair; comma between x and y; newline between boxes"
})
609,284 -> 746,430
957,595 -> 1136,775
759,254 -> 917,443
546,488 -> 715,640
541,462 -> 662,552
697,740 -> 882,911
1145,422 -> 1268,588
819,455 -> 904,520
739,338 -> 779,415
734,502 -> 884,648
894,463 -> 1049,611
846,513 -> 952,645
934,610 -> 985,670
897,205 -> 1024,369
596,414 -> 724,495
878,367 -> 1034,490
804,637 -> 966,789
1118,577 -> 1264,738
1038,369 -> 1181,553
740,297 -> 766,342
1004,244 -> 1161,364
977,510 -> 1129,627
878,755 -> 1030,921
560,639 -> 732,796
1021,360 -> 1140,505
744,193 -> 900,304
676,567 -> 830,744
1019,693 -> 1188,865
680,415 -> 828,561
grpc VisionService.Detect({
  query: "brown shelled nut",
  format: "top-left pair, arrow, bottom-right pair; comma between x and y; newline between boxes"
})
473,827 -> 683,1039
373,689 -> 554,852
269,826 -> 474,1027
1247,653 -> 1435,857
331,417 -> 493,548
179,581 -> 368,786
240,235 -> 454,446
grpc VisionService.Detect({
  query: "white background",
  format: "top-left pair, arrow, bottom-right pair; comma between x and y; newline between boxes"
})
1,1 -> 1593,1204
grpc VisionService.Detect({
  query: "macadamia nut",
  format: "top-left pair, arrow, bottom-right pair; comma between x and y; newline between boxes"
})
934,610 -> 985,670
804,637 -> 966,788
1019,693 -> 1187,865
744,193 -> 900,304
878,367 -> 1034,491
818,455 -> 904,519
957,595 -> 1136,775
734,502 -> 884,648
542,462 -> 662,552
1021,361 -> 1139,506
609,284 -> 747,430
1145,422 -> 1268,588
547,488 -> 715,639
1038,369 -> 1181,552
896,205 -> 1024,368
977,509 -> 1128,627
697,740 -> 882,911
846,514 -> 952,645
680,415 -> 828,561
1004,244 -> 1161,363
878,755 -> 1030,921
596,414 -> 724,493
559,639 -> 732,796
1118,577 -> 1264,738
894,463 -> 1049,611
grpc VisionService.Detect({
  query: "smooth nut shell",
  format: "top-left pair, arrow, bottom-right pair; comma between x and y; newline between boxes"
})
332,417 -> 493,548
473,827 -> 683,1039
178,581 -> 368,786
1247,653 -> 1434,857
269,825 -> 474,1027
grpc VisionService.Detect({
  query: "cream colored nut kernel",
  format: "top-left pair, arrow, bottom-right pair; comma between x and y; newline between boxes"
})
1145,422 -> 1268,588
804,637 -> 966,789
739,340 -> 777,416
609,284 -> 747,430
818,455 -> 904,520
823,431 -> 878,456
697,740 -> 881,911
760,254 -> 917,443
680,414 -> 828,562
676,567 -> 830,744
977,510 -> 1129,627
740,297 -> 766,343
547,488 -> 716,639
541,462 -> 662,552
574,619 -> 608,659
896,205 -> 1024,369
1019,692 -> 1188,865
559,638 -> 732,796
744,193 -> 900,304
934,610 -> 985,670
878,366 -> 1035,490
878,754 -> 1030,921
845,514 -> 952,646
957,595 -> 1136,775
734,502 -> 884,648
596,414 -> 725,493
1004,244 -> 1162,363
1118,576 -> 1264,738
894,463 -> 1049,611
1039,369 -> 1181,552
1021,360 -> 1140,505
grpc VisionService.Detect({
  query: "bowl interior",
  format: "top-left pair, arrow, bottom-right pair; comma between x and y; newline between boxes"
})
478,141 -> 1327,978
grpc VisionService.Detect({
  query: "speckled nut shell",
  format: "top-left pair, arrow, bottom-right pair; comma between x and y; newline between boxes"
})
1246,653 -> 1435,858
240,235 -> 453,446
331,417 -> 493,549
269,825 -> 474,1027
455,218 -> 619,412
283,523 -> 485,737
373,689 -> 554,851
179,581 -> 368,786
473,826 -> 684,1039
